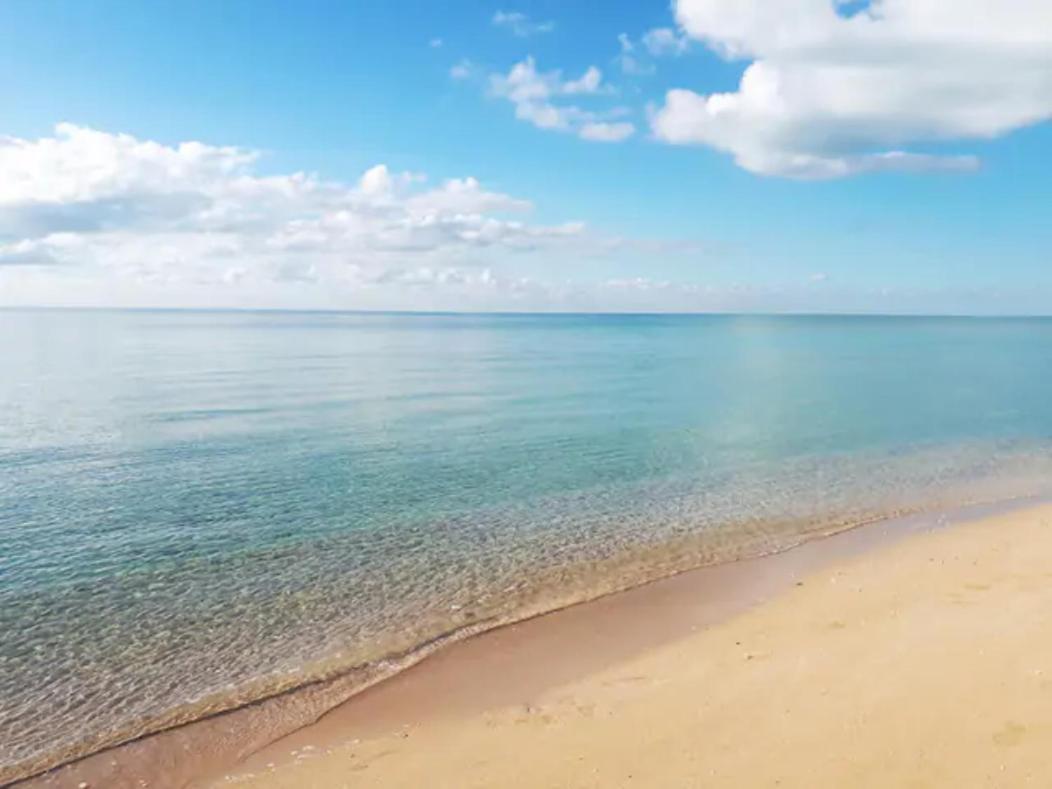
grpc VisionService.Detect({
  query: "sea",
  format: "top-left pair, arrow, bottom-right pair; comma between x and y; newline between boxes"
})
4,308 -> 1052,781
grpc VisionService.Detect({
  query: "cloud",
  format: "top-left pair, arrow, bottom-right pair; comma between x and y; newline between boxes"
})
579,122 -> 636,143
642,27 -> 691,56
0,237 -> 72,266
651,0 -> 1052,178
562,66 -> 603,96
449,59 -> 475,80
0,124 -> 595,293
616,28 -> 690,76
429,38 -> 443,48
492,10 -> 554,37
616,34 -> 652,76
489,57 -> 635,141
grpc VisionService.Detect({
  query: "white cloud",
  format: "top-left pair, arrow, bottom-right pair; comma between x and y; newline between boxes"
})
492,10 -> 554,37
615,34 -> 646,76
449,59 -> 474,80
0,124 -> 596,299
429,37 -> 443,48
579,122 -> 636,143
642,27 -> 691,56
651,0 -> 1052,178
616,28 -> 691,76
489,57 -> 635,141
0,236 -> 72,266
357,163 -> 395,196
405,176 -> 533,216
562,66 -> 603,96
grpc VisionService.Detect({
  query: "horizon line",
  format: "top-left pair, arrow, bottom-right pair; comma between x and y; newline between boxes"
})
3,304 -> 1052,320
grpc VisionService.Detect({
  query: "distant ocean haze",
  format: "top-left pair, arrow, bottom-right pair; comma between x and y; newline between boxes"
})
3,309 -> 1052,781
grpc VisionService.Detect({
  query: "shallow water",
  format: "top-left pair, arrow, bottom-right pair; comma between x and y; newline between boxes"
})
3,309 -> 1052,780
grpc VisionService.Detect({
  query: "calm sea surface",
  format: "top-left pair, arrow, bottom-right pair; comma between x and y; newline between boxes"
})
4,309 -> 1052,779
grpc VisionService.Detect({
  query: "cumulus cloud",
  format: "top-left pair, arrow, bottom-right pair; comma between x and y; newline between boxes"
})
489,57 -> 635,141
0,124 -> 592,291
492,10 -> 554,37
650,0 -> 1052,178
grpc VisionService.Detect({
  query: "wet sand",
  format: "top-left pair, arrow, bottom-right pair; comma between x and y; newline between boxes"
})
206,500 -> 1052,788
20,499 -> 1052,788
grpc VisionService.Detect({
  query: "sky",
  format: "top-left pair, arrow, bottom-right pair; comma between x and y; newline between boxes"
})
0,0 -> 1050,314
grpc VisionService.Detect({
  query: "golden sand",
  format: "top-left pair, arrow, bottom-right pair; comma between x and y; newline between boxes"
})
207,503 -> 1052,788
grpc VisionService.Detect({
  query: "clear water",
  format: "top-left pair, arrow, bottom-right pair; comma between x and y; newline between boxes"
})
3,309 -> 1052,780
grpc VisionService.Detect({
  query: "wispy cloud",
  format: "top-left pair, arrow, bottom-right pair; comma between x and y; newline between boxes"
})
449,58 -> 475,80
641,27 -> 691,56
492,10 -> 554,37
615,33 -> 656,76
489,57 -> 634,142
614,27 -> 690,77
578,122 -> 635,143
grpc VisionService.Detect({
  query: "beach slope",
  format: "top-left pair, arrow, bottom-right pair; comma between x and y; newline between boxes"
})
213,503 -> 1052,788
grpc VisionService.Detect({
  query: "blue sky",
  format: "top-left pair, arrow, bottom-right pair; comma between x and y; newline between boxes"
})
0,0 -> 1050,313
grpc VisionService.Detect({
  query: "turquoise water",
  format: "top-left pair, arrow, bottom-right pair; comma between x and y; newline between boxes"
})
4,309 -> 1052,779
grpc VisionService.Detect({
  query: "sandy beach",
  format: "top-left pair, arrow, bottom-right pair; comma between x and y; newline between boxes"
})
20,500 -> 1052,789
196,501 -> 1052,789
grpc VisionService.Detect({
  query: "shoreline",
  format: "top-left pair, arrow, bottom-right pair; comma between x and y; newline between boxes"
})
16,493 -> 1046,789
222,495 -> 1052,787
